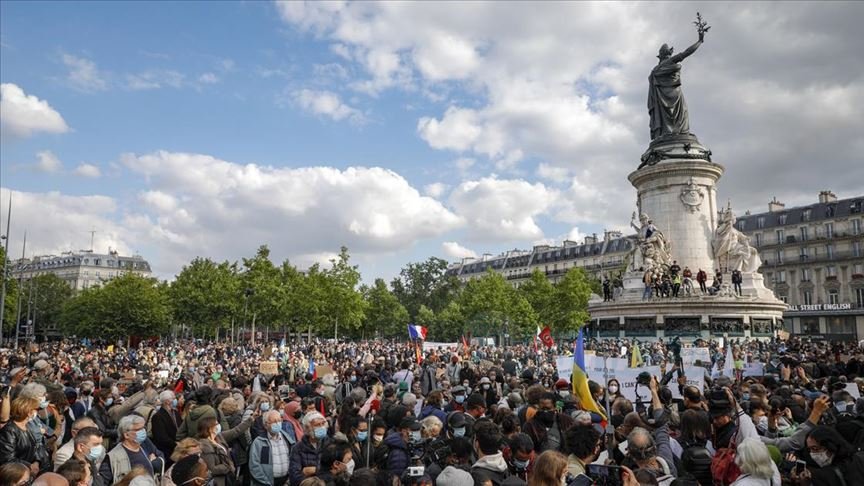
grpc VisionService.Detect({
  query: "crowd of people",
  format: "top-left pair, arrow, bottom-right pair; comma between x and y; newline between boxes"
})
1,335 -> 864,486
632,262 -> 745,301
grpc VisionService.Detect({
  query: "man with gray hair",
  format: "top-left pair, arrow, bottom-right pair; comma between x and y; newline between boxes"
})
151,390 -> 181,462
249,410 -> 296,486
289,412 -> 330,486
99,414 -> 165,485
625,376 -> 676,484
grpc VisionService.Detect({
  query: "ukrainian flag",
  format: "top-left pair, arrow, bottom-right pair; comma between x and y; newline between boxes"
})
572,328 -> 606,420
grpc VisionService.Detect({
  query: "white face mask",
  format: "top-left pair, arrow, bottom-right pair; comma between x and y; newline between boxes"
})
345,459 -> 355,475
811,451 -> 833,467
608,385 -> 619,394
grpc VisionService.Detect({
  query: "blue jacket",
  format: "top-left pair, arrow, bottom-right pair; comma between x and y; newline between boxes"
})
248,430 -> 296,486
384,431 -> 411,477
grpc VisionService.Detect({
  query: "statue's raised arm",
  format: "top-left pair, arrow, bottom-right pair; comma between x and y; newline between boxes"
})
669,12 -> 709,63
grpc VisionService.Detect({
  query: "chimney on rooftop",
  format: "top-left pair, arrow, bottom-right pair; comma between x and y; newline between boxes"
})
818,190 -> 837,204
768,197 -> 785,213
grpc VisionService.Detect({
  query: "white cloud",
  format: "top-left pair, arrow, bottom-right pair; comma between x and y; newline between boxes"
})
292,89 -> 365,123
441,241 -> 477,259
454,157 -> 476,173
35,150 -> 63,173
417,107 -> 481,152
0,187 -> 128,257
0,83 -> 70,139
118,150 -> 462,272
423,182 -> 448,198
62,54 -> 108,92
198,72 -> 220,84
126,70 -> 186,90
449,176 -> 559,241
73,163 -> 101,178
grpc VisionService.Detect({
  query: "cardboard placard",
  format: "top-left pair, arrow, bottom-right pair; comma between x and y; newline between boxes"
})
614,366 -> 661,403
680,348 -> 711,367
670,366 -> 707,400
743,362 -> 765,377
316,364 -> 335,377
259,361 -> 279,375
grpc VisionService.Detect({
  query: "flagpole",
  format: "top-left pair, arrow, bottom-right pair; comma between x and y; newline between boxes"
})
603,355 -> 614,457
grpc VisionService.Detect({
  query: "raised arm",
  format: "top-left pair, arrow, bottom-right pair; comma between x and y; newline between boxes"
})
668,39 -> 702,64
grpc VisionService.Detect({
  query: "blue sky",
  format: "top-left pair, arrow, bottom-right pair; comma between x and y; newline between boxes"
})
2,1 -> 863,281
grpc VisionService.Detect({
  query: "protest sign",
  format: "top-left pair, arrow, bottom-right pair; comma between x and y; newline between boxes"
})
743,362 -> 764,377
846,383 -> 861,400
556,356 -> 574,382
316,364 -> 335,377
259,361 -> 279,375
669,366 -> 706,400
583,356 -> 628,381
423,342 -> 458,351
615,366 -> 660,403
680,347 -> 711,367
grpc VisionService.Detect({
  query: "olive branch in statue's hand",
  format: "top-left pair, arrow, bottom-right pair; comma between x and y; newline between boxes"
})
694,12 -> 710,41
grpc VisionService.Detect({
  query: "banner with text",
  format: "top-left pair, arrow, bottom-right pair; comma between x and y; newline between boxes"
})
669,366 -> 707,400
615,366 -> 661,403
680,348 -> 711,367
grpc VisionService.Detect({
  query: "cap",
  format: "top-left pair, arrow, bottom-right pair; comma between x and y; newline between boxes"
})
479,377 -> 491,385
466,393 -> 486,409
399,416 -> 422,431
555,378 -> 570,390
451,385 -> 466,395
33,359 -> 50,371
447,411 -> 467,428
10,366 -> 28,377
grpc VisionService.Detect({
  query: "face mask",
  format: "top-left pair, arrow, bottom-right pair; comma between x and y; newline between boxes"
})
373,434 -> 384,443
455,395 -> 466,404
88,444 -> 105,461
270,422 -> 282,434
742,393 -> 750,401
105,398 -> 114,407
314,426 -> 328,440
559,390 -> 570,398
462,382 -> 469,388
171,399 -> 178,409
214,424 -> 222,436
608,385 -> 619,394
536,410 -> 555,427
40,399 -> 50,409
345,459 -> 355,476
453,427 -> 465,438
134,429 -> 148,444
482,385 -> 490,390
357,431 -> 368,442
835,403 -> 848,413
513,458 -> 530,470
350,376 -> 357,383
260,402 -> 270,412
811,451 -> 832,467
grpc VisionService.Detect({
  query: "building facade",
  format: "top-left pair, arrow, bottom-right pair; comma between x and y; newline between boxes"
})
445,231 -> 633,285
12,249 -> 153,290
736,191 -> 864,340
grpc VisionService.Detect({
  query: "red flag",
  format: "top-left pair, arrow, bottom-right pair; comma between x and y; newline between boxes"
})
538,326 -> 555,348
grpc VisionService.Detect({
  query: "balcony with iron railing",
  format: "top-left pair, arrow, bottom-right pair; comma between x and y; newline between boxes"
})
763,250 -> 864,268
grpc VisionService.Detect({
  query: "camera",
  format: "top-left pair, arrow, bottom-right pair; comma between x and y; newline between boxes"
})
406,466 -> 425,477
585,464 -> 623,486
637,371 -> 652,386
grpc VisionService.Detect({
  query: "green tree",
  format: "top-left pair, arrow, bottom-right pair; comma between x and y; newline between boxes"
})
169,258 -> 240,338
432,301 -> 466,341
391,257 -> 460,318
0,246 -> 19,334
27,274 -> 73,333
240,246 -> 285,332
60,272 -> 170,339
321,247 -> 366,338
362,278 -> 409,338
518,269 -> 556,327
551,267 -> 593,332
457,270 -> 537,341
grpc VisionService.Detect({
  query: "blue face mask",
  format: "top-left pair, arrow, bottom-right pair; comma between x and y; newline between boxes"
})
105,398 -> 114,407
742,393 -> 750,401
260,402 -> 270,412
171,399 -> 178,409
357,431 -> 368,442
135,429 -> 147,444
513,459 -> 530,470
270,422 -> 282,434
88,444 -> 104,461
350,376 -> 357,383
39,399 -> 50,409
453,427 -> 465,438
455,395 -> 465,404
314,426 -> 328,440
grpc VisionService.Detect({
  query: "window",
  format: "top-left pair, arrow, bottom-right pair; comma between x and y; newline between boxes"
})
826,205 -> 836,218
853,241 -> 862,258
853,219 -> 862,235
826,244 -> 834,259
755,234 -> 762,247
826,265 -> 837,277
779,294 -> 788,304
827,316 -> 855,334
776,270 -> 786,283
854,263 -> 864,275
825,223 -> 834,238
856,288 -> 864,307
800,227 -> 809,241
828,290 -> 839,305
803,290 -> 813,305
776,229 -> 785,244
800,247 -> 809,260
801,268 -> 811,281
778,214 -> 787,225
758,216 -> 765,229
802,209 -> 812,222
737,220 -> 746,231
775,249 -> 783,264
801,318 -> 819,334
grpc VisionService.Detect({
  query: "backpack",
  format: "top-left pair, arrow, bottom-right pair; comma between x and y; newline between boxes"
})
680,440 -> 713,486
711,430 -> 741,486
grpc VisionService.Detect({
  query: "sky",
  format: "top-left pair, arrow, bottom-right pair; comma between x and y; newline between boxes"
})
1,1 -> 863,283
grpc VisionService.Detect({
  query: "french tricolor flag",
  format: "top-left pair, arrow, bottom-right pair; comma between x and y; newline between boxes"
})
407,324 -> 428,341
